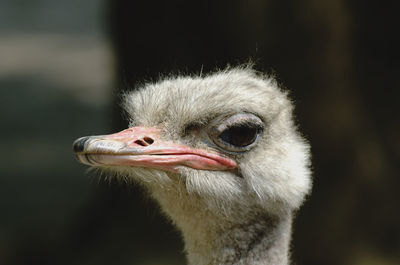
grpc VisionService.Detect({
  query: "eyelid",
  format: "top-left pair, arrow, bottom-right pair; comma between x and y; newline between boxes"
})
214,113 -> 264,134
208,113 -> 264,152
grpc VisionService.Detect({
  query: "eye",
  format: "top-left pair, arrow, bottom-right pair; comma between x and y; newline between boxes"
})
210,113 -> 264,152
219,125 -> 259,147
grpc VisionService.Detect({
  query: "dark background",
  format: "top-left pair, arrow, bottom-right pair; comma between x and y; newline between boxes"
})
1,0 -> 399,265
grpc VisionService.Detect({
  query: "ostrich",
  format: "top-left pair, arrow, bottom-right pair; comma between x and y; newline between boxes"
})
73,68 -> 311,265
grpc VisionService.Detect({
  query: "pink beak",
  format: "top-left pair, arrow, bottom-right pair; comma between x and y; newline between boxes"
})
73,126 -> 237,173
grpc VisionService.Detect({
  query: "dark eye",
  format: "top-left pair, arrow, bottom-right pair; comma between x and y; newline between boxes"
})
219,125 -> 259,147
210,113 -> 264,152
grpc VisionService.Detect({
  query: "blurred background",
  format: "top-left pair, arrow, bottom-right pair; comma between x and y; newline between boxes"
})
1,0 -> 399,265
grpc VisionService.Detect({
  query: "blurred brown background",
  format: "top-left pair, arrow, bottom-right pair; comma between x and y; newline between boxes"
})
1,0 -> 399,265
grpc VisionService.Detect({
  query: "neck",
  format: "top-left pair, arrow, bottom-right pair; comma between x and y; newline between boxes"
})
184,212 -> 292,265
151,187 -> 293,265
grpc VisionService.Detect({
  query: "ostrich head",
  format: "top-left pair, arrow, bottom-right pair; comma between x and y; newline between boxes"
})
73,68 -> 311,265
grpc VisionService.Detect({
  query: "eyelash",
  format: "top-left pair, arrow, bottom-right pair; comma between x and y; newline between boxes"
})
209,113 -> 264,152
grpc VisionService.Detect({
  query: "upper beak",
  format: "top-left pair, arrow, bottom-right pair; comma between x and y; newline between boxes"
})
73,126 -> 237,172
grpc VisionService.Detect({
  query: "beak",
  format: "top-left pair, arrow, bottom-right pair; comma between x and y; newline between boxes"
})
73,126 -> 237,172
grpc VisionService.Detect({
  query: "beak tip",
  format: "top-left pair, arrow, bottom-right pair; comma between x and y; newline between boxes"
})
73,136 -> 90,153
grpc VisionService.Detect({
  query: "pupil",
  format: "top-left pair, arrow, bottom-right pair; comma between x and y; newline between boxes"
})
219,125 -> 258,147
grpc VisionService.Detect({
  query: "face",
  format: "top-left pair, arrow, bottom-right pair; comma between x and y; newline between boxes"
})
73,70 -> 311,216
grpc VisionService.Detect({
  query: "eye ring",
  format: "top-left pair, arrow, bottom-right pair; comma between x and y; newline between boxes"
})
209,113 -> 264,152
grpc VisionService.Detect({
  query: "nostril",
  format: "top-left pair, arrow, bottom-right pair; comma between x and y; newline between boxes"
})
134,139 -> 147,146
143,137 -> 154,145
134,137 -> 154,147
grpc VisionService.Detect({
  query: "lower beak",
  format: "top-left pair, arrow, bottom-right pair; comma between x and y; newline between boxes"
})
73,126 -> 237,172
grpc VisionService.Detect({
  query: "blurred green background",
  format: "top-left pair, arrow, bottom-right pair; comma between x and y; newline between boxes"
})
1,1 -> 399,265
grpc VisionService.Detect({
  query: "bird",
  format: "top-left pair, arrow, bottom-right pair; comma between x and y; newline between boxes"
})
73,67 -> 312,265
